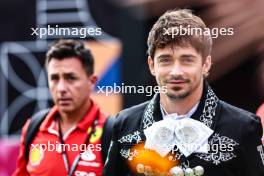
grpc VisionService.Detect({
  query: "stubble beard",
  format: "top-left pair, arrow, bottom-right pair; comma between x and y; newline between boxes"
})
166,87 -> 191,100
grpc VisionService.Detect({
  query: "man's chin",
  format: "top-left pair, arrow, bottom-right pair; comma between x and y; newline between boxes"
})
165,90 -> 190,100
57,105 -> 74,113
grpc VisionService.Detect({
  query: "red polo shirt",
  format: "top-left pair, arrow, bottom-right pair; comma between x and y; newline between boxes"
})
13,101 -> 107,176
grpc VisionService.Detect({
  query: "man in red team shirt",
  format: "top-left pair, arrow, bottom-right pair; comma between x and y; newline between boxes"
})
13,39 -> 111,176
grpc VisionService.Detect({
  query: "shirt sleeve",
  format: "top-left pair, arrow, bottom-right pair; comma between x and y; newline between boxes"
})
12,120 -> 30,176
241,115 -> 264,175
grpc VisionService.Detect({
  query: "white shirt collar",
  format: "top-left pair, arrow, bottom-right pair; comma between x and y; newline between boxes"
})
160,101 -> 200,120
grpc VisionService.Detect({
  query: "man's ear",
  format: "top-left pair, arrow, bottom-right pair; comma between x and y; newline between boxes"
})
88,75 -> 98,89
203,55 -> 212,77
148,56 -> 155,76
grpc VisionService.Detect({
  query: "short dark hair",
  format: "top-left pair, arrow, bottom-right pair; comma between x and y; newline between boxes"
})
46,39 -> 94,75
147,9 -> 212,59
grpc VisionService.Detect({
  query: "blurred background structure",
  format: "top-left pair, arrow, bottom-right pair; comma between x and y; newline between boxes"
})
0,0 -> 264,175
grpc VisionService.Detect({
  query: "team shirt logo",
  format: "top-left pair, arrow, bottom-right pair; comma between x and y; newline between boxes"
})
29,145 -> 44,166
89,127 -> 103,143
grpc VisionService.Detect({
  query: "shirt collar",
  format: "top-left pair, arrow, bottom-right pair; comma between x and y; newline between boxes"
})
160,101 -> 200,120
76,100 -> 99,132
40,100 -> 100,134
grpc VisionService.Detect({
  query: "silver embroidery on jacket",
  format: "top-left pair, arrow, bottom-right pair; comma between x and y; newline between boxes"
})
196,133 -> 239,165
118,131 -> 142,144
120,148 -> 130,159
199,87 -> 219,128
142,95 -> 157,129
257,145 -> 264,165
120,148 -> 139,161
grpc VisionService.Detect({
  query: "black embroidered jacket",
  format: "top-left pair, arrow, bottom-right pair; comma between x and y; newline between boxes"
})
103,83 -> 264,176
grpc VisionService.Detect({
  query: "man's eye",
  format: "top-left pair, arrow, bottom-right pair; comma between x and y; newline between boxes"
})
50,76 -> 59,81
66,76 -> 77,81
182,58 -> 194,63
159,58 -> 171,63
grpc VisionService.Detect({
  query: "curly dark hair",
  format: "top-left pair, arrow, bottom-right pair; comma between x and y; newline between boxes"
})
46,39 -> 94,75
147,9 -> 212,60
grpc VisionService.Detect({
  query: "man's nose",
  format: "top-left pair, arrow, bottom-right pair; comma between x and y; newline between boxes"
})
170,62 -> 184,76
57,79 -> 67,92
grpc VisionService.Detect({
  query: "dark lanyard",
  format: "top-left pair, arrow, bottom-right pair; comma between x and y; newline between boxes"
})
57,111 -> 99,176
